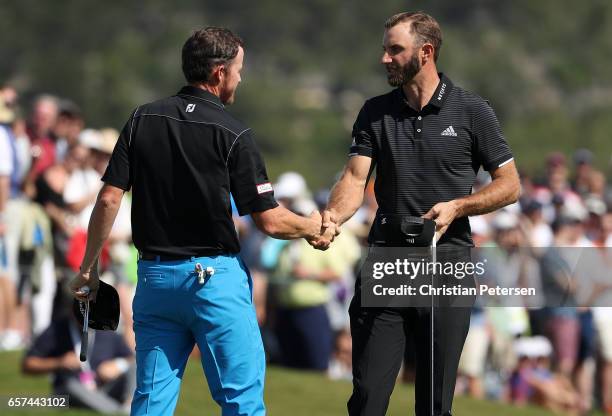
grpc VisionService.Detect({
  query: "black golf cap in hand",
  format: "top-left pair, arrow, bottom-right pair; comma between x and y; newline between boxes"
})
73,280 -> 120,331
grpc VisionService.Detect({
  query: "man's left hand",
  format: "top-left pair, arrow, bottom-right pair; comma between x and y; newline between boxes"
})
422,200 -> 460,239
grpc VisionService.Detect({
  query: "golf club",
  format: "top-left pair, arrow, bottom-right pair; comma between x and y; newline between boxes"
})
79,286 -> 90,362
431,232 -> 436,416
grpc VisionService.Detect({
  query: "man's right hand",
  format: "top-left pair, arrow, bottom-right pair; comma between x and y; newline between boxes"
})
308,210 -> 341,251
307,210 -> 330,250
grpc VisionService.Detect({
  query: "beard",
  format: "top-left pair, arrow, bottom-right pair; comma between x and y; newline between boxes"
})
386,53 -> 421,87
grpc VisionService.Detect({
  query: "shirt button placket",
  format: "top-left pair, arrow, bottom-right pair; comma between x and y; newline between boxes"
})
416,114 -> 423,139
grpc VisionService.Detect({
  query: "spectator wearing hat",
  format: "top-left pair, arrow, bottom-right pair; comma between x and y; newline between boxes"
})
509,336 -> 580,414
64,129 -> 130,238
584,193 -> 607,245
488,211 -> 541,307
63,129 -> 104,230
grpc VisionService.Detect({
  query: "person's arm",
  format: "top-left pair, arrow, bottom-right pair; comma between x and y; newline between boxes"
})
69,184 -> 124,300
324,155 -> 372,227
69,111 -> 134,300
423,160 -> 520,236
251,206 -> 321,240
454,160 -> 521,216
22,352 -> 81,375
227,129 -> 334,248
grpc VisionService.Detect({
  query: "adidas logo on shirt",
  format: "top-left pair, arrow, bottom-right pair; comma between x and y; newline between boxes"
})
441,126 -> 457,137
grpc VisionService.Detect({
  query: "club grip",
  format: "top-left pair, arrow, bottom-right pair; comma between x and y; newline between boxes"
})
80,330 -> 88,362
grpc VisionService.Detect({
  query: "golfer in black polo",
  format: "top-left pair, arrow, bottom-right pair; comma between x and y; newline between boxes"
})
324,12 -> 520,416
70,27 -> 335,415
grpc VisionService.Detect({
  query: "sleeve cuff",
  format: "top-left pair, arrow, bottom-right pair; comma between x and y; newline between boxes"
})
483,155 -> 514,172
349,146 -> 373,158
101,175 -> 131,191
236,198 -> 279,217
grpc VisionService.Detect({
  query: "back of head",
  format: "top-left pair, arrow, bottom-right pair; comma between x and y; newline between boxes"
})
181,27 -> 243,84
384,12 -> 442,62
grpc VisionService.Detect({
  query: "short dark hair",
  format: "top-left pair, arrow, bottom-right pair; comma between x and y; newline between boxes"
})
181,27 -> 243,84
384,12 -> 442,62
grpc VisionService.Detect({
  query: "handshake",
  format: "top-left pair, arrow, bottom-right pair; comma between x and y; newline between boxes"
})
306,209 -> 341,251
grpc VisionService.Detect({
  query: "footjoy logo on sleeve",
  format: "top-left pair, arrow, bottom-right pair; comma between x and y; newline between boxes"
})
256,183 -> 273,194
186,104 -> 196,112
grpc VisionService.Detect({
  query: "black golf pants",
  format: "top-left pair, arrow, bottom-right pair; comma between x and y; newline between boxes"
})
347,293 -> 471,416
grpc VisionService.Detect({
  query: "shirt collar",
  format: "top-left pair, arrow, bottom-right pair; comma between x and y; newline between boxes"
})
177,85 -> 224,108
429,73 -> 453,108
396,72 -> 454,111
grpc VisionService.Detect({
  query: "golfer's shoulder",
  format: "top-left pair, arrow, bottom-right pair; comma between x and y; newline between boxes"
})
362,89 -> 398,115
449,85 -> 494,114
217,111 -> 251,139
135,95 -> 251,138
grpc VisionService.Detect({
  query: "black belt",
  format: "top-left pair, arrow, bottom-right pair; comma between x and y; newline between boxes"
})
138,251 -> 225,261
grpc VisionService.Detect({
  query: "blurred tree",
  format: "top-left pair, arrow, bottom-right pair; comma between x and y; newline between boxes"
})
1,0 -> 610,187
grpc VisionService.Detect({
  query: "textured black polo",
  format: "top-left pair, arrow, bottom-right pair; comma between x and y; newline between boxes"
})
102,86 -> 278,256
349,74 -> 513,246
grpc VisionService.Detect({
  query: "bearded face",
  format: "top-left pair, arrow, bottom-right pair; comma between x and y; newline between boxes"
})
386,50 -> 422,87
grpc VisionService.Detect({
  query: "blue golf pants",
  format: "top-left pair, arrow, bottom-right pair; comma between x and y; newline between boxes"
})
130,254 -> 266,415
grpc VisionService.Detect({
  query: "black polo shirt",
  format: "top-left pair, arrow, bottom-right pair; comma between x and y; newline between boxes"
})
350,74 -> 513,246
102,86 -> 278,256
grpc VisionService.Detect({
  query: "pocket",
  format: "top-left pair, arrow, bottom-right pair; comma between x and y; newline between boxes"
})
141,273 -> 167,289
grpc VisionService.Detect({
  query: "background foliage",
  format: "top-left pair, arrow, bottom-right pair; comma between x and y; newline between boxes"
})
2,0 -> 611,187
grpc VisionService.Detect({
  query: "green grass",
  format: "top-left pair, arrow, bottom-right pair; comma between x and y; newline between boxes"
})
0,351 -> 586,415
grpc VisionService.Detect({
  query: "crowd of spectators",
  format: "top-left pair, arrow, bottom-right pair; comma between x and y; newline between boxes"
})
0,87 -> 134,413
1,86 -> 611,415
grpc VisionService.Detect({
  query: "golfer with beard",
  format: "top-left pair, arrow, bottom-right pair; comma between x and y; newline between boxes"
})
323,12 -> 520,416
